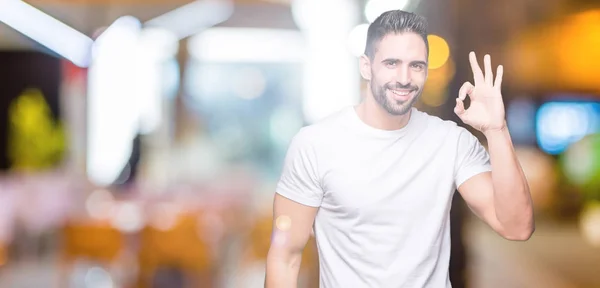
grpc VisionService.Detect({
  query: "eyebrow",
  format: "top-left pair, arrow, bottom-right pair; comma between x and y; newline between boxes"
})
382,58 -> 428,66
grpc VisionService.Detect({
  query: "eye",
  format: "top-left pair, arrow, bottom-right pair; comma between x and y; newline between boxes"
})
410,63 -> 425,72
385,61 -> 397,68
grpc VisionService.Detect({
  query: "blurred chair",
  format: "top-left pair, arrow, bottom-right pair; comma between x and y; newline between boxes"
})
136,212 -> 215,288
59,220 -> 125,286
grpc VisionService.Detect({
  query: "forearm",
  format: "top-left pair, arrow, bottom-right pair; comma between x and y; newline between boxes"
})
484,126 -> 534,239
265,250 -> 302,288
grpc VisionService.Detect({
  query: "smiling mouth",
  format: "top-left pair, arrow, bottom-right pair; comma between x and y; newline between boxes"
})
389,89 -> 413,97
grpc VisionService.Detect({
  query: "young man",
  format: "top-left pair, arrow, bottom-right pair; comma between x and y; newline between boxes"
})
265,10 -> 534,288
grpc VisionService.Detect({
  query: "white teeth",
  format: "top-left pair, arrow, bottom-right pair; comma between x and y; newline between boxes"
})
390,90 -> 410,96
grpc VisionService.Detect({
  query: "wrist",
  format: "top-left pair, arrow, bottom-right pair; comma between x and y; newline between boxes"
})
483,122 -> 508,138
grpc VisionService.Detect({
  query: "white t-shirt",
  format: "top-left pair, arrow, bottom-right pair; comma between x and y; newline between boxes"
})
276,106 -> 491,288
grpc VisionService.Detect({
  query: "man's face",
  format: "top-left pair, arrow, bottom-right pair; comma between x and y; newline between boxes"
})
362,32 -> 428,116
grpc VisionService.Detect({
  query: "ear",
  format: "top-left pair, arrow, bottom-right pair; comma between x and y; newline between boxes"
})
359,55 -> 372,81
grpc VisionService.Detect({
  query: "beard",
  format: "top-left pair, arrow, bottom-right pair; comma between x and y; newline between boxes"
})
371,81 -> 422,116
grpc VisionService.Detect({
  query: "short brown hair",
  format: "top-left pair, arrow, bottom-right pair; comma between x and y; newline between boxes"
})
365,10 -> 429,60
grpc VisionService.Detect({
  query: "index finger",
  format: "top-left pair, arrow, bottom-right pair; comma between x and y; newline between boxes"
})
469,51 -> 484,85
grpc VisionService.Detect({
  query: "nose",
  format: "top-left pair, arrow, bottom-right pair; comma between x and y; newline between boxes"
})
396,66 -> 411,86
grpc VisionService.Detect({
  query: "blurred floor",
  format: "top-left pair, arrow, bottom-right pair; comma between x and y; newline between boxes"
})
466,217 -> 600,288
0,256 -> 59,288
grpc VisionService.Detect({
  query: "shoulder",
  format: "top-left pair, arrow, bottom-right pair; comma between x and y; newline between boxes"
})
413,109 -> 466,137
291,106 -> 350,146
419,111 -> 485,148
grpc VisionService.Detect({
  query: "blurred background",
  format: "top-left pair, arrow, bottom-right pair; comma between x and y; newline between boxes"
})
0,0 -> 600,287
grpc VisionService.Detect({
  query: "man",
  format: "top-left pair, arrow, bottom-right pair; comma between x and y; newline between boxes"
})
265,10 -> 534,288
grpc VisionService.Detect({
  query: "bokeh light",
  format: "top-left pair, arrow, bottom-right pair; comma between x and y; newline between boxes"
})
536,101 -> 600,155
364,0 -> 410,23
232,67 -> 267,100
507,98 -> 537,145
85,189 -> 115,220
421,58 -> 455,107
427,34 -> 450,70
506,9 -> 600,93
515,147 -> 558,212
561,134 -> 600,198
348,23 -> 369,57
580,201 -> 600,247
555,10 -> 600,92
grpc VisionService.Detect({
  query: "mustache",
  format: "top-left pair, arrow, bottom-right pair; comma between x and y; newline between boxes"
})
385,83 -> 418,91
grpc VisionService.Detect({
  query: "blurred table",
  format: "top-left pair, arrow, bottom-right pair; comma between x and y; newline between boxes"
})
466,217 -> 600,288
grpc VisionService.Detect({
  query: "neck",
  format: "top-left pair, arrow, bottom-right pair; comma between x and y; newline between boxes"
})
355,90 -> 412,131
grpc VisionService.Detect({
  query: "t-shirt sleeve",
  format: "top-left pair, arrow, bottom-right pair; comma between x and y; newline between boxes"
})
276,129 -> 324,207
454,127 -> 492,188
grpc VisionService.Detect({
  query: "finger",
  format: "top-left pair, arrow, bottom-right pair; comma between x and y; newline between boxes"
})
484,54 -> 493,85
454,98 -> 467,120
469,51 -> 484,85
494,65 -> 503,91
458,81 -> 474,101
